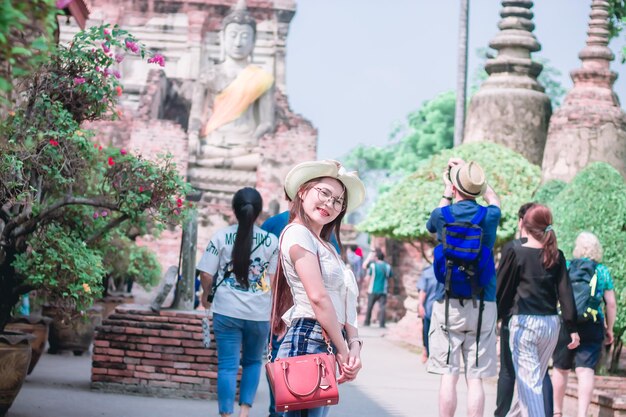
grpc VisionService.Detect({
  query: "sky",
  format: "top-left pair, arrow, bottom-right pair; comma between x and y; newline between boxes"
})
284,1 -> 626,160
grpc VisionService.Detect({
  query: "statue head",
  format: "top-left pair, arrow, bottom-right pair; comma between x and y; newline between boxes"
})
221,0 -> 256,61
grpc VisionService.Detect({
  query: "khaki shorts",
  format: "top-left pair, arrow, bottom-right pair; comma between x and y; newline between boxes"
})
427,299 -> 497,378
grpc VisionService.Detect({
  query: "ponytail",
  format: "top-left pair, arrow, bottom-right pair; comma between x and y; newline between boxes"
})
522,205 -> 559,269
231,188 -> 263,289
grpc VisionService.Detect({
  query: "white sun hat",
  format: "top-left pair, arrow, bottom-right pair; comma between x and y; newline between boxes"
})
284,160 -> 366,213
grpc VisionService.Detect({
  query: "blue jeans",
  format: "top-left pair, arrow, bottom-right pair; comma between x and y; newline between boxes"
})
277,318 -> 332,417
213,313 -> 270,415
422,316 -> 431,355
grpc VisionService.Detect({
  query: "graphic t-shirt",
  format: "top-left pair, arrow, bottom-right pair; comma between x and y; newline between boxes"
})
197,224 -> 278,321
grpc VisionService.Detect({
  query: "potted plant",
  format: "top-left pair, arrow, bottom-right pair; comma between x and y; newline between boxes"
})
0,7 -> 189,414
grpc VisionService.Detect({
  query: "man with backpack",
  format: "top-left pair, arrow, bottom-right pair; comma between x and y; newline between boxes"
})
426,158 -> 501,417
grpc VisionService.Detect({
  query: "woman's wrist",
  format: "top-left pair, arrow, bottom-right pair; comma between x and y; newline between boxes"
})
348,337 -> 363,350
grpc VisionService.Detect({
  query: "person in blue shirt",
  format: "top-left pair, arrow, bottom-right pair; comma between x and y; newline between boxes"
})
416,264 -> 440,363
426,158 -> 501,417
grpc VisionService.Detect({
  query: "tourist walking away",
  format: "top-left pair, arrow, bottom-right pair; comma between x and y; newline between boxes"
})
497,204 -> 580,417
495,203 -> 554,417
363,250 -> 394,328
198,187 -> 279,417
552,232 -> 617,417
270,159 -> 365,417
416,263 -> 439,363
426,158 -> 501,417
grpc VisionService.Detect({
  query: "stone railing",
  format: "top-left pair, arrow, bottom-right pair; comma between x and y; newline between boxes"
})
564,375 -> 626,417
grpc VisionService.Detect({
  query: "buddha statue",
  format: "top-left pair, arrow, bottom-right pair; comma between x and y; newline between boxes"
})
190,0 -> 274,174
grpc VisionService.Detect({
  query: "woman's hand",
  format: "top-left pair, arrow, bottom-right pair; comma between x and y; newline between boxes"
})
567,332 -> 580,350
335,346 -> 350,384
341,344 -> 362,382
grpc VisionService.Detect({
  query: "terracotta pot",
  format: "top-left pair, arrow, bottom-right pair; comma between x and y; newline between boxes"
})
5,315 -> 52,374
43,305 -> 102,356
0,332 -> 35,417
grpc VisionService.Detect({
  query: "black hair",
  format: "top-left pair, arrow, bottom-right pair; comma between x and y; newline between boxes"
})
517,202 -> 537,220
232,187 -> 263,289
376,249 -> 385,261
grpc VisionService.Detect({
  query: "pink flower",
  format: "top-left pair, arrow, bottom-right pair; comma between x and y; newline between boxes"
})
103,67 -> 110,77
176,198 -> 184,208
93,212 -> 99,219
49,139 -> 59,147
139,186 -> 144,192
103,28 -> 111,36
120,149 -> 127,155
55,0 -> 73,9
148,54 -> 165,67
73,77 -> 86,85
112,69 -> 121,79
115,86 -> 123,96
101,43 -> 110,53
95,66 -> 101,73
115,54 -> 125,63
125,39 -> 139,54
101,210 -> 108,217
108,157 -> 115,166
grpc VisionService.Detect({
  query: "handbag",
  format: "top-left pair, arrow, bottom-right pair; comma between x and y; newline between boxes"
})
265,231 -> 339,412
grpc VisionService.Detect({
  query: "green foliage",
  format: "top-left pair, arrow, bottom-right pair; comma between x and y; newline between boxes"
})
608,0 -> 626,40
359,142 -> 541,247
13,224 -> 105,311
99,233 -> 161,291
0,0 -> 57,105
0,25 -> 185,330
533,179 -> 567,205
550,163 -> 626,340
344,91 -> 455,177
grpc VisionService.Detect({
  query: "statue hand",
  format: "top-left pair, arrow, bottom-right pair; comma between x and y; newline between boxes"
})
253,122 -> 272,140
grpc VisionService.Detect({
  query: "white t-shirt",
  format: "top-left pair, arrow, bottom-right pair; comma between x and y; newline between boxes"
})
280,224 -> 358,328
197,224 -> 278,321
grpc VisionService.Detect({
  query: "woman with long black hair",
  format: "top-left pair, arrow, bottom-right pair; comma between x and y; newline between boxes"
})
496,204 -> 580,417
198,187 -> 279,417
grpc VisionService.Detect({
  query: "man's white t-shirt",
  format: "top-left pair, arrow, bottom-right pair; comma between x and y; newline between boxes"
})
197,224 -> 278,321
280,224 -> 358,328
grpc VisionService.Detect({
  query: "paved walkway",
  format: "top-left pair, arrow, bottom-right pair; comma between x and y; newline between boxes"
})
9,324 -> 496,417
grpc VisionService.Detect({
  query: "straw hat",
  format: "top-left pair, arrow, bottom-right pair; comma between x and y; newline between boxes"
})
284,160 -> 366,212
450,161 -> 487,198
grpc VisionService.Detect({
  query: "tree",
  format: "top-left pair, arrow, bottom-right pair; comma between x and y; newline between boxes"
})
0,23 -> 187,332
359,142 -> 541,247
344,91 -> 455,177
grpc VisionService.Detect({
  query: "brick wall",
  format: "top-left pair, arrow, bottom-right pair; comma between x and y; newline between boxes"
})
91,305 -> 219,399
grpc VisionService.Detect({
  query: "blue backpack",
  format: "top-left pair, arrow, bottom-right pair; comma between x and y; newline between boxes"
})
432,205 -> 494,366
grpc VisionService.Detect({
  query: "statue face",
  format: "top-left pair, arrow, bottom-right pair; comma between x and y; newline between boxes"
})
223,23 -> 255,60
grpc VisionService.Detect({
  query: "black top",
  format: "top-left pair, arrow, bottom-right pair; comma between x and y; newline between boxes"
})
496,240 -> 577,333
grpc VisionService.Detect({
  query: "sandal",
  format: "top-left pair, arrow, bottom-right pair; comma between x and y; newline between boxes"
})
553,413 -> 562,416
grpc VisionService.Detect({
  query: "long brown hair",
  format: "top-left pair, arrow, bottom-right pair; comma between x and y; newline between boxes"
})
270,177 -> 347,335
522,204 -> 559,269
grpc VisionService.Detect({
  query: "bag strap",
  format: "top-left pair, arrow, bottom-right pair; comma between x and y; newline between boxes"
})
441,206 -> 455,223
268,224 -> 332,360
470,205 -> 487,225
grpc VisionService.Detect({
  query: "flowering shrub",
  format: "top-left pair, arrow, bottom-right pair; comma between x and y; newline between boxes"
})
0,23 -> 187,332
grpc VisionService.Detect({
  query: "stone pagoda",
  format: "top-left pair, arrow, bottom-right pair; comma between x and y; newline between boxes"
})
542,0 -> 626,181
464,0 -> 551,165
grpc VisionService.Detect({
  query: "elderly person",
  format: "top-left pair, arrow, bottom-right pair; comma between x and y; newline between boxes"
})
551,232 -> 617,417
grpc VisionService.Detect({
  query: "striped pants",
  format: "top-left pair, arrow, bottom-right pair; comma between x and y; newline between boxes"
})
507,315 -> 560,417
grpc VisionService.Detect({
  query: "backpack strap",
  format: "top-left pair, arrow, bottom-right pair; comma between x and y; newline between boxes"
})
441,206 -> 455,223
470,205 -> 487,225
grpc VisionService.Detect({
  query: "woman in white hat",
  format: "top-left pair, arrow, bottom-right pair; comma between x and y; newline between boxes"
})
270,160 -> 366,417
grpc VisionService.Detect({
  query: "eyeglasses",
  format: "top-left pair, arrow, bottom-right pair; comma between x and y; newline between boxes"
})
313,187 -> 345,212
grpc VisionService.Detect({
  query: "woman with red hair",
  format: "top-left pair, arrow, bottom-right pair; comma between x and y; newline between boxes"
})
496,204 -> 580,417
